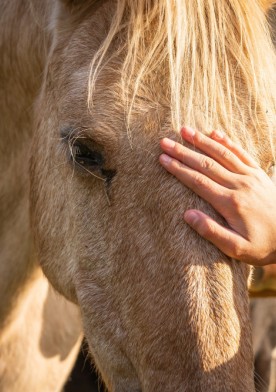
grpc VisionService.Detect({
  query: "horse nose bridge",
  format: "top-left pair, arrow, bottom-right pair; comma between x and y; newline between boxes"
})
112,235 -> 249,390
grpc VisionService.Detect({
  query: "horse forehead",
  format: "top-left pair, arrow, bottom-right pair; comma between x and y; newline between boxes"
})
70,66 -> 90,89
52,0 -> 114,40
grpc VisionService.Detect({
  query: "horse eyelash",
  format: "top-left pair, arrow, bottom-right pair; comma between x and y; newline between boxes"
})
71,145 -> 81,157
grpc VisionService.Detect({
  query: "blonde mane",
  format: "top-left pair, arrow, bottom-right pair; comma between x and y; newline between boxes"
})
89,0 -> 276,162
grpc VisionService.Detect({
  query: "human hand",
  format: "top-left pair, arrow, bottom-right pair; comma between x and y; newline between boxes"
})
159,127 -> 276,266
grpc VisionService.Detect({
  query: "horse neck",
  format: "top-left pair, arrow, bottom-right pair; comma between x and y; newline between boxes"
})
0,0 -> 53,325
0,0 -> 54,146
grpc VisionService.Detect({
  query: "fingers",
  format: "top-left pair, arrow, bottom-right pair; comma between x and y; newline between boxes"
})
180,126 -> 257,174
184,209 -> 250,262
160,137 -> 237,188
210,130 -> 259,168
159,153 -> 230,213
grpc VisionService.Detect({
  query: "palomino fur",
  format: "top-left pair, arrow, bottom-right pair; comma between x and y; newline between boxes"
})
0,0 -> 276,391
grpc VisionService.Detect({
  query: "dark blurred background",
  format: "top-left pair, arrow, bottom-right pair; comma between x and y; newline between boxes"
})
64,341 -> 103,392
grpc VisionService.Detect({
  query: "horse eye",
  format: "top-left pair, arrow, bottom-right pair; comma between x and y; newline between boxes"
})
71,143 -> 104,168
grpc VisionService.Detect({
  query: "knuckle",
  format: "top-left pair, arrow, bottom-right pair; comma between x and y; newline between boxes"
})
193,174 -> 207,189
220,147 -> 233,161
200,157 -> 215,171
197,219 -> 217,239
227,192 -> 239,208
194,132 -> 202,143
170,159 -> 183,172
202,221 -> 215,237
197,223 -> 209,237
237,175 -> 255,191
174,143 -> 188,163
230,242 -> 246,260
227,191 -> 243,211
174,143 -> 184,156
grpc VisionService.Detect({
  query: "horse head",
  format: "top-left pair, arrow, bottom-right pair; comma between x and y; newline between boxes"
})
30,1 -> 276,390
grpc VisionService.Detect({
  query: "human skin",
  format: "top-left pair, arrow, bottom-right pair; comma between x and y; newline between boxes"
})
159,127 -> 276,266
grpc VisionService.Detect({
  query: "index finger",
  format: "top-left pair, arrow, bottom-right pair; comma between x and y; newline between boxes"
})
159,153 -> 231,216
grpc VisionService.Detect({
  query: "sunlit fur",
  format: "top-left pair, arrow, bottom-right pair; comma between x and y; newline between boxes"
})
89,0 -> 276,162
1,0 -> 276,391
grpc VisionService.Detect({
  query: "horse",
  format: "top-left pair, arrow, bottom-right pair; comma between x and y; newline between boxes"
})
1,0 -> 276,391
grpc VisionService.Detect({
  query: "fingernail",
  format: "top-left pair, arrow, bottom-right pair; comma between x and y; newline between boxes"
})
181,126 -> 195,139
184,211 -> 199,225
212,130 -> 225,140
162,138 -> 175,150
160,154 -> 172,166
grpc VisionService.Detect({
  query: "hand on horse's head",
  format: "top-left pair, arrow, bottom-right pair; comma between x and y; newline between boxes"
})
160,127 -> 276,267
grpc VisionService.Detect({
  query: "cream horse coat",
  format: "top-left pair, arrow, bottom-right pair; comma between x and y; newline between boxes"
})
0,1 -> 276,391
